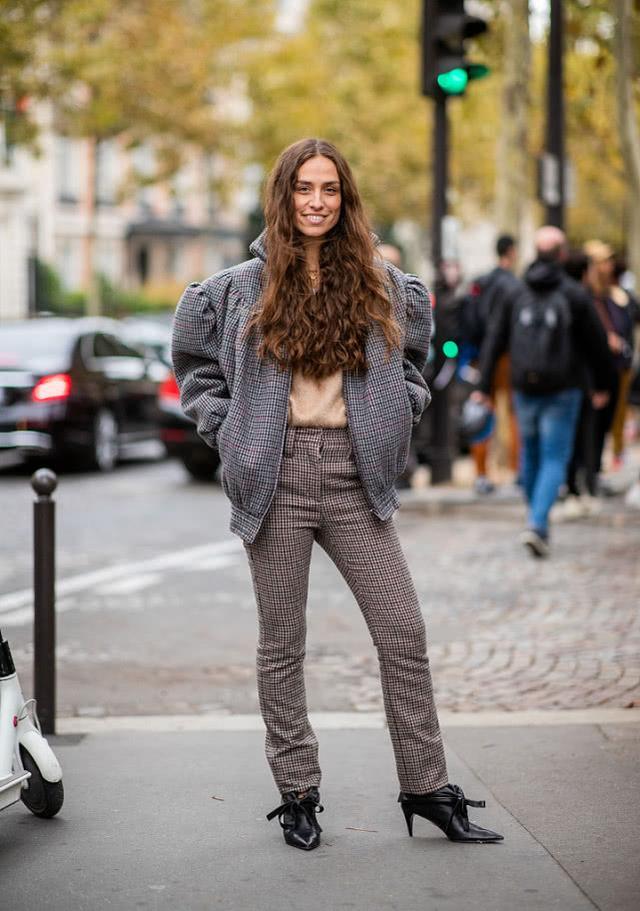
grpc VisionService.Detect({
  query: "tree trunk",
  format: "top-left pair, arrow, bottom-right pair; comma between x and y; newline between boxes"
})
614,0 -> 640,281
495,0 -> 531,247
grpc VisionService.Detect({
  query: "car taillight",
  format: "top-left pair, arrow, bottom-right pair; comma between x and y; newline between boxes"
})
31,373 -> 72,402
160,374 -> 180,401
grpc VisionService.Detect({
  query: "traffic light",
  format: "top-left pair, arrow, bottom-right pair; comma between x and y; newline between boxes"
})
421,0 -> 490,98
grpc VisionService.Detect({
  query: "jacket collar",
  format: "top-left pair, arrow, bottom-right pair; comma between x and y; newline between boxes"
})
249,231 -> 267,261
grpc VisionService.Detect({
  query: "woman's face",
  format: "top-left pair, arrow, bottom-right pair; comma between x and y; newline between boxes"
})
293,155 -> 341,239
597,256 -> 615,284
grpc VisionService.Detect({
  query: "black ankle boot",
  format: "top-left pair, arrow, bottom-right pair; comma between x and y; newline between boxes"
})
398,784 -> 503,843
267,787 -> 324,850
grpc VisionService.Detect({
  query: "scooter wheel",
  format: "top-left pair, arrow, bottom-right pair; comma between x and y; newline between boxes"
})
19,745 -> 64,818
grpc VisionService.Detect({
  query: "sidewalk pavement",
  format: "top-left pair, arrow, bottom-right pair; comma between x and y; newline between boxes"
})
397,444 -> 640,515
2,710 -> 639,911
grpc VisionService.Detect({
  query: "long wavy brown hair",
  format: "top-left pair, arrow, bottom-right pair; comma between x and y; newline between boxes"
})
245,138 -> 401,378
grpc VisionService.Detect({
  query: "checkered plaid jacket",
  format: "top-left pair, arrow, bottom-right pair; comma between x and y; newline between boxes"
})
171,233 -> 432,542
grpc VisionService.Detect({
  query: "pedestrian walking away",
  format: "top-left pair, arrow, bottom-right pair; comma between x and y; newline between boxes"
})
456,234 -> 521,494
171,137 -> 503,851
584,242 -> 636,480
474,226 -> 613,558
560,249 -> 602,518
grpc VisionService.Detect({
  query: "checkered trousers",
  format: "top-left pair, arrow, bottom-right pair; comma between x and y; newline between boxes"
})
244,426 -> 448,795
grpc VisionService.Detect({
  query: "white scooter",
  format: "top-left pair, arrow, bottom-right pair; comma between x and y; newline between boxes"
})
0,627 -> 64,817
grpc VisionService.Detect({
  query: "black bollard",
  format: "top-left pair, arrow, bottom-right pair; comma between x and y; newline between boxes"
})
31,468 -> 57,735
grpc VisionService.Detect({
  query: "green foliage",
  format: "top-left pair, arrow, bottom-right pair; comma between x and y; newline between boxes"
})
247,0 -> 503,229
34,259 -> 85,315
35,260 -> 174,316
96,274 -> 175,317
2,0 -> 274,182
0,1 -> 61,148
248,0 -> 638,248
248,0 -> 430,227
3,0 -> 639,254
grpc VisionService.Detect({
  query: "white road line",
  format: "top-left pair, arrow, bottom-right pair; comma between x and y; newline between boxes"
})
55,707 -> 640,735
1,597 -> 87,628
0,538 -> 243,616
96,573 -> 163,596
180,555 -> 241,572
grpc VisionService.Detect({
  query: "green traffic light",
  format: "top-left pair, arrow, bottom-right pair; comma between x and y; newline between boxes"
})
437,68 -> 468,95
443,340 -> 459,358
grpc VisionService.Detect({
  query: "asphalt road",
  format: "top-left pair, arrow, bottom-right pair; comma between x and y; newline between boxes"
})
1,451 -> 639,718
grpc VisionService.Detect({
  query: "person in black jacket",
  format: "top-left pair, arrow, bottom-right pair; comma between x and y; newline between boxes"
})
560,249 -> 603,516
473,226 -> 613,557
457,234 -> 521,494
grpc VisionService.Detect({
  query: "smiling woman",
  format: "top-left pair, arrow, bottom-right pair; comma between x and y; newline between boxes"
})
171,136 -> 503,853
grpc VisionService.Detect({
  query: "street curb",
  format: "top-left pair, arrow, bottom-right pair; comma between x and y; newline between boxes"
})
398,489 -> 522,514
54,707 -> 640,735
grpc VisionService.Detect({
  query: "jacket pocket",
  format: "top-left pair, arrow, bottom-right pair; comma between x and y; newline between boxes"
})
397,395 -> 413,475
217,419 -> 241,507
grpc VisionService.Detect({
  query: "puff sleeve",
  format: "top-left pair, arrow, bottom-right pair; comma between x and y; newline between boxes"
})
402,274 -> 433,424
171,281 -> 231,449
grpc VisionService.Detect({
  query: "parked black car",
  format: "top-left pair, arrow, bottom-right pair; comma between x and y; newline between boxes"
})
120,313 -> 173,366
0,317 -> 168,471
157,370 -> 220,481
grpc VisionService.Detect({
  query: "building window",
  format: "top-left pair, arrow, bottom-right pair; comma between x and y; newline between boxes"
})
95,239 -> 121,282
132,143 -> 155,216
166,241 -> 184,278
95,139 -> 118,205
56,237 -> 82,289
136,246 -> 150,285
171,167 -> 189,219
56,137 -> 79,203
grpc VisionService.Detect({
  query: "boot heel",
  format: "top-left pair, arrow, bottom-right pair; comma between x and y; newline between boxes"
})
399,785 -> 504,843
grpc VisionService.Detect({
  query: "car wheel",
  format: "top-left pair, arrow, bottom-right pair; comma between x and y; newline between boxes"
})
91,408 -> 119,472
181,449 -> 220,482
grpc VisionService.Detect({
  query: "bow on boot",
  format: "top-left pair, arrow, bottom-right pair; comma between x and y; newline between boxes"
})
267,787 -> 324,851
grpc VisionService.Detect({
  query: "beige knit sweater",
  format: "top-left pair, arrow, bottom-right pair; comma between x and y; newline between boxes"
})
288,369 -> 347,427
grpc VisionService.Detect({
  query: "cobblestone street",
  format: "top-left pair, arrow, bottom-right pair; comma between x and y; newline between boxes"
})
304,500 -> 640,715
2,459 -> 639,718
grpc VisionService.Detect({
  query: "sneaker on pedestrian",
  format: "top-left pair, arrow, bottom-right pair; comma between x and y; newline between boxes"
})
555,494 -> 585,521
625,481 -> 640,510
580,493 -> 602,516
474,476 -> 495,496
520,528 -> 550,558
596,475 -> 617,497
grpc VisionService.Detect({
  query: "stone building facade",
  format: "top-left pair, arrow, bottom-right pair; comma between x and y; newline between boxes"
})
0,105 -> 254,321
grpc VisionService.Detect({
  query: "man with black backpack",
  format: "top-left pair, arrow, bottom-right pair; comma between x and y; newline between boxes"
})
473,226 -> 613,558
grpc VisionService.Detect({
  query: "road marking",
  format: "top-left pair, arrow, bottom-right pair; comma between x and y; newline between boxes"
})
0,538 -> 243,624
96,573 -> 163,596
55,707 -> 640,735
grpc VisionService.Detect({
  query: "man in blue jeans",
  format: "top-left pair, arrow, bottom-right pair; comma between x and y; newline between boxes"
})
473,227 -> 613,557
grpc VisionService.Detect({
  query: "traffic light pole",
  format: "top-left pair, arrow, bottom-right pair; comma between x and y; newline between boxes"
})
431,92 -> 448,270
421,0 -> 491,485
545,0 -> 565,228
429,91 -> 453,485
